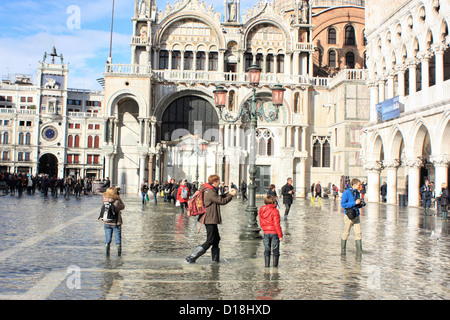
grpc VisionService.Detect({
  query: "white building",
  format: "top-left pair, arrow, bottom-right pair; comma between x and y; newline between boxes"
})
0,46 -> 105,179
363,0 -> 450,205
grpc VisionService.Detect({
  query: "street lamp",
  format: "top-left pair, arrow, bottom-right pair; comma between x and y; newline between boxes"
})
213,64 -> 285,239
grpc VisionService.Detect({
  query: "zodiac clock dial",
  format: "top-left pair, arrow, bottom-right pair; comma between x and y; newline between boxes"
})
42,126 -> 58,142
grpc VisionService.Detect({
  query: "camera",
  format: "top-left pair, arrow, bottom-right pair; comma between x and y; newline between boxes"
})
357,199 -> 366,208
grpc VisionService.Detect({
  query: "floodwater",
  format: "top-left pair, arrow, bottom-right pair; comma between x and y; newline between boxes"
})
0,192 -> 449,300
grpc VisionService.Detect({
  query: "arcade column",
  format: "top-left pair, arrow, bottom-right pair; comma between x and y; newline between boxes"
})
364,161 -> 382,203
406,157 -> 423,207
384,159 -> 401,204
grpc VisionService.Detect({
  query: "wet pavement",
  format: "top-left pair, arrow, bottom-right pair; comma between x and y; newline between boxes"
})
0,192 -> 449,300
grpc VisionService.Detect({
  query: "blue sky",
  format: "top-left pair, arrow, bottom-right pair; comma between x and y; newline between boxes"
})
0,0 -> 254,90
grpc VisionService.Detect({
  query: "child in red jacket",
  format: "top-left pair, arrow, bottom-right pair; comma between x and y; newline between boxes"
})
258,195 -> 283,268
177,179 -> 190,214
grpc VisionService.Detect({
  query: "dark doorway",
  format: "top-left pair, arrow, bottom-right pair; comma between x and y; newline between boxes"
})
255,165 -> 271,195
161,96 -> 219,142
39,153 -> 58,177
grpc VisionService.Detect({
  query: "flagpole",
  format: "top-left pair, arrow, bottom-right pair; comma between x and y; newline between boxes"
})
109,0 -> 115,60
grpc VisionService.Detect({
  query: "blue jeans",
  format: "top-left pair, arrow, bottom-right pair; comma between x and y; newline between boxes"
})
423,199 -> 431,208
263,233 -> 280,257
104,224 -> 122,244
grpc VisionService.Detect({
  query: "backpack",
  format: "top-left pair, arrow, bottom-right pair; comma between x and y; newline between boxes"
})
187,189 -> 207,217
99,202 -> 116,223
181,186 -> 189,200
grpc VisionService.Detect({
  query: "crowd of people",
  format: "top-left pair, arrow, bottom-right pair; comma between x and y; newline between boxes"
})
138,178 -> 249,212
0,172 -> 108,199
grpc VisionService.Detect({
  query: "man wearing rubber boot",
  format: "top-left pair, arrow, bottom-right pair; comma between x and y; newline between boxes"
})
185,174 -> 236,263
420,180 -> 432,216
340,178 -> 363,255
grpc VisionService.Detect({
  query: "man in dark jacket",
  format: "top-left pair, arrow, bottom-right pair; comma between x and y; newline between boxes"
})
281,177 -> 295,220
185,174 -> 236,263
420,180 -> 432,215
240,180 -> 248,201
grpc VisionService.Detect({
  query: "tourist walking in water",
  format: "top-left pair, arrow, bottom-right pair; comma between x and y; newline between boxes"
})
177,179 -> 190,214
99,187 -> 125,256
258,195 -> 283,268
420,180 -> 432,216
438,183 -> 449,221
185,174 -> 236,263
340,178 -> 363,255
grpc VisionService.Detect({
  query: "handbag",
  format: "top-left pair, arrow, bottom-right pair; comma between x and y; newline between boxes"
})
345,208 -> 356,220
175,200 -> 180,207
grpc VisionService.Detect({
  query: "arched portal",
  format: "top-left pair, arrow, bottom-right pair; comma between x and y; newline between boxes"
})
114,98 -> 141,192
407,123 -> 432,206
39,153 -> 58,177
161,96 -> 219,141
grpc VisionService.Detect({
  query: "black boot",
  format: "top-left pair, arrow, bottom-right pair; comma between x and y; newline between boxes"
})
105,243 -> 110,256
273,255 -> 279,268
116,243 -> 122,256
186,245 -> 206,263
211,248 -> 220,263
264,255 -> 271,268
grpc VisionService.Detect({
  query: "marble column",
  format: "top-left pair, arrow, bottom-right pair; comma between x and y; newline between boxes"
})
386,72 -> 395,99
108,117 -> 114,145
406,157 -> 423,207
368,80 -> 379,123
139,155 -> 147,187
432,43 -> 447,85
294,126 -> 299,152
431,155 -> 449,194
384,159 -> 401,204
298,156 -> 307,198
224,124 -> 230,149
419,51 -> 432,91
407,58 -> 418,94
378,78 -> 386,103
395,64 -> 407,97
151,121 -> 156,149
155,152 -> 161,182
364,161 -> 383,203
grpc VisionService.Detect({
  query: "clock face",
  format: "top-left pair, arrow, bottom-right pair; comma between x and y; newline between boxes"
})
42,126 -> 58,142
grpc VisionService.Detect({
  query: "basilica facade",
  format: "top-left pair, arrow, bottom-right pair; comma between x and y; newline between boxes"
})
103,0 -> 369,195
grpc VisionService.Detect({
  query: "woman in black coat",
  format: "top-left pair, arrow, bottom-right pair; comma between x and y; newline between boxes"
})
439,183 -> 449,221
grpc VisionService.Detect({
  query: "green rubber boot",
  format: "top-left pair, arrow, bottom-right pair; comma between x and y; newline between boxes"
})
341,239 -> 347,255
355,240 -> 362,255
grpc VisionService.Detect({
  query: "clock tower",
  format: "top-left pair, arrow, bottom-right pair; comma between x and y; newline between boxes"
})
37,45 -> 69,178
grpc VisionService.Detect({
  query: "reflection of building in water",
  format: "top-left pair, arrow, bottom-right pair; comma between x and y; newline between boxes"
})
362,0 -> 450,205
0,45 -> 104,179
103,0 -> 370,194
